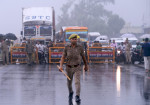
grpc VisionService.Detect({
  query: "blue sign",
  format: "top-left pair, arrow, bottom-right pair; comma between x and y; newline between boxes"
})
24,16 -> 51,21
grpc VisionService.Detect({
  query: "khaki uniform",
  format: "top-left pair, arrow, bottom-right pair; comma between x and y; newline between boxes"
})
63,44 -> 84,96
1,41 -> 9,64
26,42 -> 34,65
125,42 -> 132,63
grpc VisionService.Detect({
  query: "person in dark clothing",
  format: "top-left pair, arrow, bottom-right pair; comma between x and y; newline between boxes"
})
141,38 -> 150,72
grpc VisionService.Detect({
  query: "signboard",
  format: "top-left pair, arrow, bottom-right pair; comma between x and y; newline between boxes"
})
23,7 -> 52,23
12,52 -> 27,58
51,52 -> 63,58
89,52 -> 113,58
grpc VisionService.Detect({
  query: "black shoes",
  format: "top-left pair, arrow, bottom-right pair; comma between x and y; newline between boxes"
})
75,95 -> 81,102
69,92 -> 73,100
69,92 -> 81,103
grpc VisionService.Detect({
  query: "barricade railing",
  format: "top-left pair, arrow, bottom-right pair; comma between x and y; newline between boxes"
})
10,47 -> 38,64
87,47 -> 115,63
53,43 -> 65,47
49,47 -> 65,63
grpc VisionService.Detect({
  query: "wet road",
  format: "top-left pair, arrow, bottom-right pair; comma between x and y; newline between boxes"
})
0,63 -> 150,105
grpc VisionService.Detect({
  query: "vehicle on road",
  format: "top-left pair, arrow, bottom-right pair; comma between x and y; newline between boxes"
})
88,32 -> 100,46
131,49 -> 144,64
115,48 -> 126,64
21,7 -> 55,44
94,35 -> 109,47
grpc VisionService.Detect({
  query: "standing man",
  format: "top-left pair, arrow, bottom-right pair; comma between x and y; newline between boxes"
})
26,39 -> 34,66
59,34 -> 88,102
141,38 -> 150,72
36,41 -> 42,64
125,38 -> 132,64
1,39 -> 9,65
110,40 -> 117,48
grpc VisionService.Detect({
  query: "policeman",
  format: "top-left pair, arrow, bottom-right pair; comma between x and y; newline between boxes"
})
59,34 -> 88,102
26,39 -> 34,66
1,39 -> 9,65
125,38 -> 132,64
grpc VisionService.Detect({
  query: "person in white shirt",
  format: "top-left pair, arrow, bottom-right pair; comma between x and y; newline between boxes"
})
110,40 -> 117,48
117,42 -> 125,51
36,41 -> 42,52
40,43 -> 46,52
36,41 -> 42,64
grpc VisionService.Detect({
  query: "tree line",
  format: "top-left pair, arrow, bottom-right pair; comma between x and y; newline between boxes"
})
0,33 -> 17,42
56,0 -> 125,37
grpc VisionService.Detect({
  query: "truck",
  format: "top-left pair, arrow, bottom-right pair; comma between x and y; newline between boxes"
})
21,7 -> 55,44
59,26 -> 88,43
88,32 -> 100,46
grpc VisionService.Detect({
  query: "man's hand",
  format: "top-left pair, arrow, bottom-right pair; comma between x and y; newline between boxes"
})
84,65 -> 88,72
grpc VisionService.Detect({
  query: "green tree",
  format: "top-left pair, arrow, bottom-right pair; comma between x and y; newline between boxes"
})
57,0 -> 125,37
4,33 -> 17,40
0,34 -> 4,42
107,14 -> 125,36
57,0 -> 74,29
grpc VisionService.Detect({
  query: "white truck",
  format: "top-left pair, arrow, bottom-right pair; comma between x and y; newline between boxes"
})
88,32 -> 101,46
94,35 -> 109,47
22,7 -> 55,43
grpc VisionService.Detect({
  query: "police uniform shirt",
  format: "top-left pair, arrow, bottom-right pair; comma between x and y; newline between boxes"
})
125,43 -> 131,51
1,41 -> 8,51
62,44 -> 84,66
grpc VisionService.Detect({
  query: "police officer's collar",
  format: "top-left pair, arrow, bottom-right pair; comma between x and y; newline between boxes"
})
69,43 -> 79,47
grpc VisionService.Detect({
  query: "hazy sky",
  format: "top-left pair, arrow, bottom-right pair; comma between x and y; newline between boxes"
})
0,0 -> 149,36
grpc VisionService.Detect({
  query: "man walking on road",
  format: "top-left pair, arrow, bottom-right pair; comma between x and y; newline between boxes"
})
59,34 -> 88,103
141,38 -> 150,72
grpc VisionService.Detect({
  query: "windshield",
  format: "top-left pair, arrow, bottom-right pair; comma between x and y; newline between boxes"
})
24,26 -> 36,36
89,36 -> 97,41
40,26 -> 52,36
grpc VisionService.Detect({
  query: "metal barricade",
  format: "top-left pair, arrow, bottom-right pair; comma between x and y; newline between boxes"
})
49,47 -> 65,63
10,46 -> 38,64
11,47 -> 27,64
87,47 -> 115,63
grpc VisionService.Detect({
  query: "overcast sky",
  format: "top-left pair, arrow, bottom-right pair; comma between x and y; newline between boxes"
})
0,0 -> 149,36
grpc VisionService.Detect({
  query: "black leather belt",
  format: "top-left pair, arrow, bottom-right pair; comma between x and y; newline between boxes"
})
67,64 -> 79,68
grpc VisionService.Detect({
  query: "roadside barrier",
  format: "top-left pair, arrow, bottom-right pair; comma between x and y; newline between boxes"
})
49,47 -> 65,63
87,47 -> 115,63
10,46 -> 38,64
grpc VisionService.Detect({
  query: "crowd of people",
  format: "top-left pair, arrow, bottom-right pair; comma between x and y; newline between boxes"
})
0,38 -> 150,72
0,38 -> 66,65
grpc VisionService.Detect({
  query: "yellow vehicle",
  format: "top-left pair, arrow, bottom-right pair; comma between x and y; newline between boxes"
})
59,26 -> 88,42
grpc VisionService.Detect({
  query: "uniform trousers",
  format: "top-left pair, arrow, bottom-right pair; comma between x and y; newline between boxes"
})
144,56 -> 150,70
66,65 -> 81,96
125,50 -> 131,63
27,53 -> 33,64
2,50 -> 9,64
